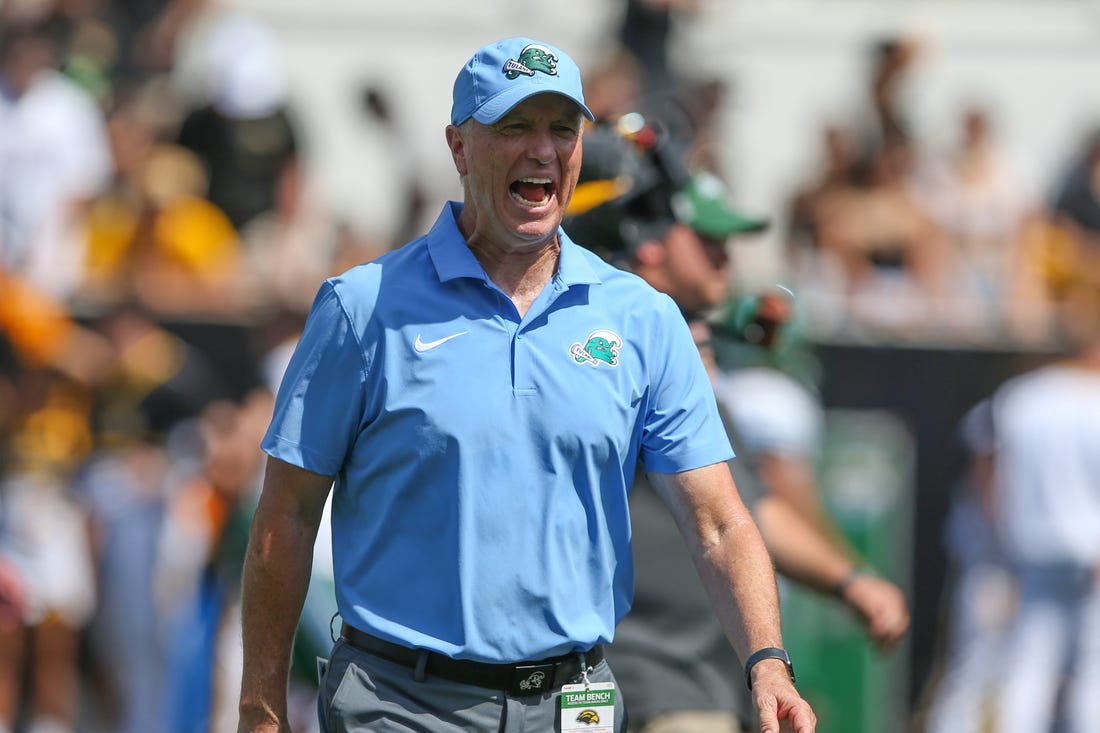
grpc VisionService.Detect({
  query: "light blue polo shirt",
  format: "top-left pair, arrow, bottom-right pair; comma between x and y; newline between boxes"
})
262,202 -> 733,663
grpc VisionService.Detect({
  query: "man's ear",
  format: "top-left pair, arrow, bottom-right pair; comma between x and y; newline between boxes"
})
445,125 -> 468,176
634,239 -> 666,267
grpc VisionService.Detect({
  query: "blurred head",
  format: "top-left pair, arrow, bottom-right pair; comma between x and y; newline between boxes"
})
635,220 -> 731,314
0,17 -> 61,95
963,107 -> 989,144
446,38 -> 594,249
564,115 -> 767,314
201,13 -> 288,119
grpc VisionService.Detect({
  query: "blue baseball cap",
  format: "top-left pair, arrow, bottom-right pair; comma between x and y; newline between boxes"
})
450,37 -> 595,126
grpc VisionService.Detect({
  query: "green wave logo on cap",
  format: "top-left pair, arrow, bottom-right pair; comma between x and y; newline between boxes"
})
503,44 -> 558,79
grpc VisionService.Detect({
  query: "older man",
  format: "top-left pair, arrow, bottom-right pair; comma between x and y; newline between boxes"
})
237,37 -> 814,733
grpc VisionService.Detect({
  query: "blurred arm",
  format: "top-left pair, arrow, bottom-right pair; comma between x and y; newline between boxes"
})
754,495 -> 909,650
757,453 -> 857,559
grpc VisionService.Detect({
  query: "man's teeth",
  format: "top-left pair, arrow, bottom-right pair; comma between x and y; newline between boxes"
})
512,177 -> 553,206
513,193 -> 550,205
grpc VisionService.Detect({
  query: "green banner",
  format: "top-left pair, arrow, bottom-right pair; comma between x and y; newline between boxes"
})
781,409 -> 914,733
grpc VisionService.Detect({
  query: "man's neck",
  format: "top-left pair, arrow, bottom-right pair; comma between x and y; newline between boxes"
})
468,238 -> 560,318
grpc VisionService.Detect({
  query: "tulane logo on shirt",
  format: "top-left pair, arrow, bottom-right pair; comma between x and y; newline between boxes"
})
570,330 -> 622,367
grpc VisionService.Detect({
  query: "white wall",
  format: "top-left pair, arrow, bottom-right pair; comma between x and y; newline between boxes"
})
196,0 -> 1100,275
680,0 -> 1100,280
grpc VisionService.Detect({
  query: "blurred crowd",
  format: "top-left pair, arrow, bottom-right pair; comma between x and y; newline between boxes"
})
0,0 -> 346,730
2,0 -> 1100,731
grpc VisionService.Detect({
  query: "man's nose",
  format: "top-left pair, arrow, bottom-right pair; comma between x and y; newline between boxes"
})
528,129 -> 556,165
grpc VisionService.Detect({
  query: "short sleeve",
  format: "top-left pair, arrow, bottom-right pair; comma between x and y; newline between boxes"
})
261,282 -> 368,475
639,298 -> 733,473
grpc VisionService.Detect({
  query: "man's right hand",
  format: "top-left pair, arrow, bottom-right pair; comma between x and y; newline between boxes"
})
839,573 -> 910,650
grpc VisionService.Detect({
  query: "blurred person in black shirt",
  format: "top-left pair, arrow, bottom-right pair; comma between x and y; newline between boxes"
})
174,12 -> 301,235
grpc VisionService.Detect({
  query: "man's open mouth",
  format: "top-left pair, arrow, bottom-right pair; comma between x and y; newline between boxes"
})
510,177 -> 555,207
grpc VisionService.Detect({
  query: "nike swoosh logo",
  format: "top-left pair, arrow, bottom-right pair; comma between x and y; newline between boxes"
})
413,331 -> 469,353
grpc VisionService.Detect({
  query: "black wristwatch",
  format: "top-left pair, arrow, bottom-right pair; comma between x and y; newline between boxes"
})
744,647 -> 796,691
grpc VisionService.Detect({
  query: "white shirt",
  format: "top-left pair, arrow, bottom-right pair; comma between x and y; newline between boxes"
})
713,366 -> 823,459
992,364 -> 1100,565
0,69 -> 112,299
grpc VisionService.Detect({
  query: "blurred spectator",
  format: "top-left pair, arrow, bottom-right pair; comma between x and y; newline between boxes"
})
77,400 -> 170,733
799,137 -> 951,339
603,1 -> 726,181
580,49 -> 643,122
866,35 -> 922,151
1044,127 -> 1100,342
75,83 -> 162,314
170,8 -> 339,313
57,13 -> 117,112
785,34 -> 967,343
358,84 -> 428,248
74,302 -> 234,733
616,0 -> 699,100
0,368 -> 98,733
106,0 -> 210,81
0,270 -> 115,385
711,286 -> 909,648
0,13 -> 113,303
173,10 -> 302,235
156,390 -> 270,733
712,289 -> 834,541
1050,127 -> 1100,237
77,75 -> 242,316
920,400 -> 1015,733
914,105 -> 1054,345
785,123 -> 861,323
82,140 -> 260,318
985,309 -> 1100,733
88,304 -> 231,437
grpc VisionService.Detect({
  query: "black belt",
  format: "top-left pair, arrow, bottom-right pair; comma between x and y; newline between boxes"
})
340,623 -> 603,696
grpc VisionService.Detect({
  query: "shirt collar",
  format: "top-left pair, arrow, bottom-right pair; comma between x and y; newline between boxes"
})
426,202 -> 602,288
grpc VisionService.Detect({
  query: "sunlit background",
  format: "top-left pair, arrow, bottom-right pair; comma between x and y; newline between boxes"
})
4,1 -> 1100,731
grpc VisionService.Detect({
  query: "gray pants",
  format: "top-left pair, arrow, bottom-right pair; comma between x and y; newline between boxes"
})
320,639 -> 627,732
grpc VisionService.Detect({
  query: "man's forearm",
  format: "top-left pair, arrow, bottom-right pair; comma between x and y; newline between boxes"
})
238,532 -> 314,724
238,466 -> 328,730
650,464 -> 785,662
691,505 -> 785,663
